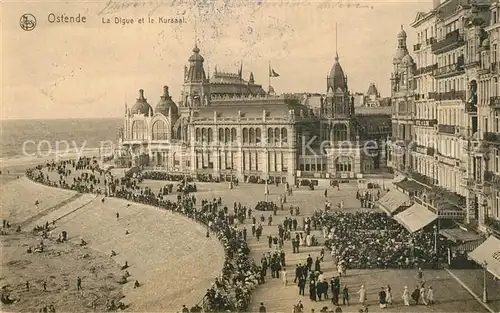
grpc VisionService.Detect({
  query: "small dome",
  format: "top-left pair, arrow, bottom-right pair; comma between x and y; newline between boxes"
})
188,45 -> 204,62
397,25 -> 407,38
393,49 -> 407,63
401,54 -> 414,65
155,86 -> 179,116
130,89 -> 152,116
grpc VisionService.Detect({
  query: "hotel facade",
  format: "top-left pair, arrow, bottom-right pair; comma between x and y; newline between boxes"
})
387,0 -> 500,237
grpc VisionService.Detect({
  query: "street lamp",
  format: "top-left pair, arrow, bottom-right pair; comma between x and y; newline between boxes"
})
482,260 -> 488,303
433,224 -> 438,254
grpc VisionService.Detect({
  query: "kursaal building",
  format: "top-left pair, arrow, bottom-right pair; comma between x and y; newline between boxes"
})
114,44 -> 391,183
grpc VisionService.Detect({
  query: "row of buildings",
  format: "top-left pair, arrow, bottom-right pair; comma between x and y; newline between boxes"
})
385,0 -> 499,255
116,41 -> 392,184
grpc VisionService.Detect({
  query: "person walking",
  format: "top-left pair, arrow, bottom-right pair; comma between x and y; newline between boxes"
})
402,286 -> 410,306
259,302 -> 266,313
385,285 -> 393,305
76,277 -> 82,291
378,287 -> 387,309
282,268 -> 288,286
358,285 -> 366,305
342,285 -> 349,306
427,286 -> 434,305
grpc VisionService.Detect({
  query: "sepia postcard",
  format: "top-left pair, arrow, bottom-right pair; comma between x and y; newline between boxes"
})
1,0 -> 499,312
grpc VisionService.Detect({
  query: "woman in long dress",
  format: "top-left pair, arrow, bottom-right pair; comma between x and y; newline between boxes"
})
385,285 -> 393,305
282,268 -> 288,286
358,285 -> 366,305
402,286 -> 410,306
427,286 -> 434,305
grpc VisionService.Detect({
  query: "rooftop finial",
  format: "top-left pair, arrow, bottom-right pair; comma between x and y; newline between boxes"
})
401,24 -> 404,30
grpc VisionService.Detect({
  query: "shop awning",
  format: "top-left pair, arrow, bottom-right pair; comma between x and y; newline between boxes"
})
393,174 -> 406,183
393,203 -> 437,233
376,189 -> 410,215
468,236 -> 500,279
395,179 -> 429,193
439,228 -> 483,243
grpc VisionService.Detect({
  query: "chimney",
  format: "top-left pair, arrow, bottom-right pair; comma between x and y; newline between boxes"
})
139,89 -> 145,100
163,86 -> 169,97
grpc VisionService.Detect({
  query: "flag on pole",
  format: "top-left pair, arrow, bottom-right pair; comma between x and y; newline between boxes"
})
269,66 -> 280,77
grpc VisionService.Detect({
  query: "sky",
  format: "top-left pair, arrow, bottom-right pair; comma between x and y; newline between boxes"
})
1,0 -> 432,120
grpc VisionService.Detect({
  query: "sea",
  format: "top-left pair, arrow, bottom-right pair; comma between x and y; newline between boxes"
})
0,118 -> 123,159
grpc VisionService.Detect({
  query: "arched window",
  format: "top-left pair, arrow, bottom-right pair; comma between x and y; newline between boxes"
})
267,128 -> 274,144
256,128 -> 261,144
151,120 -> 169,140
201,128 -> 207,142
131,120 -> 146,140
249,128 -> 255,144
281,128 -> 288,143
207,128 -> 213,143
231,128 -> 237,142
225,128 -> 230,143
333,124 -> 348,141
195,128 -> 201,142
274,128 -> 280,143
335,156 -> 352,172
219,128 -> 224,142
243,128 -> 249,143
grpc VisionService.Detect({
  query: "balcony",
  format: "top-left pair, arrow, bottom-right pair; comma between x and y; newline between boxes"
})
433,90 -> 466,101
415,63 -> 438,76
484,217 -> 500,237
484,171 -> 500,187
433,61 -> 465,79
490,96 -> 500,109
411,145 -> 435,156
484,132 -> 500,145
431,30 -> 465,54
492,62 -> 499,74
406,169 -> 436,186
438,124 -> 457,134
426,37 -> 436,46
414,43 -> 421,51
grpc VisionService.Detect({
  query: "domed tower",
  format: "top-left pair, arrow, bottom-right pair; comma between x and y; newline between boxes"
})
324,52 -> 353,119
391,26 -> 416,94
180,45 -> 211,109
130,89 -> 153,116
155,85 -> 179,122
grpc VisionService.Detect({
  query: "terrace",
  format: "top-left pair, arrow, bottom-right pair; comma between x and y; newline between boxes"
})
431,29 -> 465,54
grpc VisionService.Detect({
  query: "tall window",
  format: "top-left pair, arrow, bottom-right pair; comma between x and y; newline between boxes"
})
249,128 -> 255,144
201,128 -> 207,142
495,149 -> 499,174
274,128 -> 280,143
335,156 -> 352,172
151,120 -> 168,140
207,128 -> 213,143
218,129 -> 224,142
131,120 -> 146,140
225,128 -> 230,143
267,128 -> 274,144
281,128 -> 288,143
231,128 -> 237,142
256,128 -> 261,144
333,124 -> 348,141
243,128 -> 249,144
195,128 -> 201,142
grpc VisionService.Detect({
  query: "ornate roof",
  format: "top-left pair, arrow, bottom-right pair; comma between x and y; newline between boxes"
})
397,25 -> 407,38
366,83 -> 379,96
155,86 -> 178,116
327,53 -> 347,92
130,89 -> 152,116
186,45 -> 206,82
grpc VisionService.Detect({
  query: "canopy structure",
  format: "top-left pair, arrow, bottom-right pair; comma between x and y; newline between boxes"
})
440,228 -> 483,243
468,236 -> 500,279
393,174 -> 406,183
376,189 -> 410,216
393,203 -> 437,233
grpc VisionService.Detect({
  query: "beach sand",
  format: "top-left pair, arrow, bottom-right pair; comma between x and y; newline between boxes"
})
0,156 -> 225,312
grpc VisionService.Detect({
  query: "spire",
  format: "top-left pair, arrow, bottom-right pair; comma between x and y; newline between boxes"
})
335,22 -> 339,61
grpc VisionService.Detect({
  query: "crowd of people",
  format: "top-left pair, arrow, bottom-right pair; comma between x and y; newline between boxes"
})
25,157 -> 262,312
313,211 -> 449,270
140,172 -> 193,182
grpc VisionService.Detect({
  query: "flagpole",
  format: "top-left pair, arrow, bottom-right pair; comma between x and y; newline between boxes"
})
268,61 -> 271,96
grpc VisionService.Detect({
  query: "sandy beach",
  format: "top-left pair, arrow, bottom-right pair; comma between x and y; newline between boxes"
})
0,155 -> 225,312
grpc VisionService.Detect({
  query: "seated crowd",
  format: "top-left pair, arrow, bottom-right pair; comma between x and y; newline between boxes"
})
313,211 -> 450,270
25,157 -> 262,312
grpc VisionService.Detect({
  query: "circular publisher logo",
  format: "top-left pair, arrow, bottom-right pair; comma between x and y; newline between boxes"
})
20,14 -> 36,31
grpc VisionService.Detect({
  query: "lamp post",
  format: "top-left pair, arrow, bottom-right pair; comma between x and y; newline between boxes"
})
482,260 -> 488,303
433,224 -> 438,254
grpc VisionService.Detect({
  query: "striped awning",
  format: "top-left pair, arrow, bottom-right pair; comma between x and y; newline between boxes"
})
394,203 -> 437,233
376,189 -> 410,216
468,236 -> 500,279
440,228 -> 482,243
